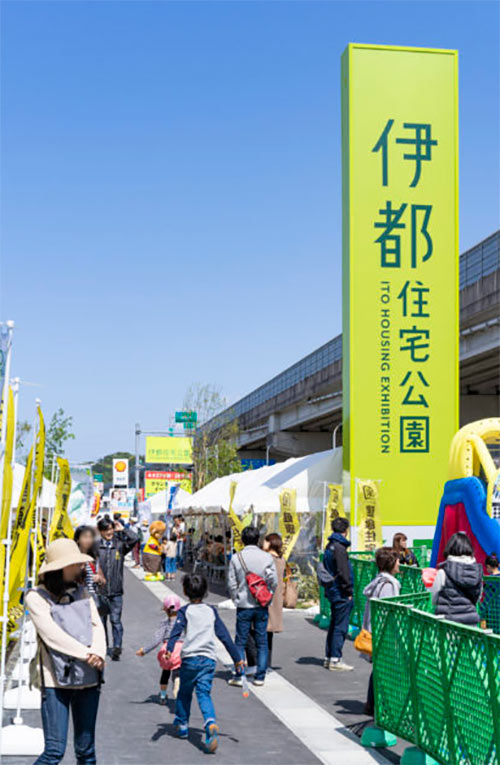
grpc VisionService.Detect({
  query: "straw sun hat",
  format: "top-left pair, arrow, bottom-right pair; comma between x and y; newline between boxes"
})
39,538 -> 93,575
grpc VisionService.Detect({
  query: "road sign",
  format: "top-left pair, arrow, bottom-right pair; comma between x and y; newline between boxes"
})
175,411 -> 197,424
93,473 -> 103,482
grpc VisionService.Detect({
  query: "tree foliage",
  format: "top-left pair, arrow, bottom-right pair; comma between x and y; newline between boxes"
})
183,383 -> 242,491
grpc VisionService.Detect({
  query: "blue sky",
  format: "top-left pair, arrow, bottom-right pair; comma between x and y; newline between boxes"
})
1,0 -> 498,461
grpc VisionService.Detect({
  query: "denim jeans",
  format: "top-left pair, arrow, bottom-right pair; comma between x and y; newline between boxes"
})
164,557 -> 177,574
99,594 -> 124,650
174,656 -> 216,728
176,541 -> 184,568
35,686 -> 100,765
235,607 -> 269,680
325,597 -> 353,659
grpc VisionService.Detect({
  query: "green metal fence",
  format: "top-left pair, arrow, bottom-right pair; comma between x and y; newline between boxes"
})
372,594 -> 500,764
480,576 -> 500,635
315,553 -> 426,631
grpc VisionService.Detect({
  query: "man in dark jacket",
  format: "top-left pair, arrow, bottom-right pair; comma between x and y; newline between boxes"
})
323,517 -> 354,671
95,516 -> 138,661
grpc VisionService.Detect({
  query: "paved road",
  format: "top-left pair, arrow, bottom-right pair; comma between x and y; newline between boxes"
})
3,568 -> 403,764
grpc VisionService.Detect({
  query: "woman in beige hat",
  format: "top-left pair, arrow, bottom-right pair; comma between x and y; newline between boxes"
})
26,538 -> 106,765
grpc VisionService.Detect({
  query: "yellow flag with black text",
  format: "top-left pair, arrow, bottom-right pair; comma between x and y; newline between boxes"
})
279,488 -> 300,561
227,480 -> 244,552
49,457 -> 73,542
322,484 -> 345,547
9,406 -> 45,606
356,479 -> 382,551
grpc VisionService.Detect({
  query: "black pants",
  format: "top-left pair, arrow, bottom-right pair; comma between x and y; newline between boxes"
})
160,668 -> 180,685
367,671 -> 374,711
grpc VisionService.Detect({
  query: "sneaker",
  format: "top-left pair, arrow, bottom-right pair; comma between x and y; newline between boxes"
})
328,659 -> 354,671
253,678 -> 265,686
204,723 -> 219,753
159,693 -> 167,705
323,657 -> 330,669
175,724 -> 189,739
227,675 -> 243,687
111,648 -> 121,662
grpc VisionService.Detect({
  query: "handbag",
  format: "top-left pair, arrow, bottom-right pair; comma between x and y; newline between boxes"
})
237,553 -> 273,607
283,564 -> 298,609
157,640 -> 183,671
354,628 -> 372,656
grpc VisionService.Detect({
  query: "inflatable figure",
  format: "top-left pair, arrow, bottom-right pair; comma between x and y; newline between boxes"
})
431,418 -> 500,569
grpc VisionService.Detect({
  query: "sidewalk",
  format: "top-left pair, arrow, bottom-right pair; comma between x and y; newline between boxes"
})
3,568 -> 397,764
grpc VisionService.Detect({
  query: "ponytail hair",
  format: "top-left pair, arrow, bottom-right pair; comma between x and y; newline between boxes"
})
485,552 -> 499,570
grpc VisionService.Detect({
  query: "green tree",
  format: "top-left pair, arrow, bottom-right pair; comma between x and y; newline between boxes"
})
45,408 -> 76,476
15,420 -> 33,464
183,383 -> 242,490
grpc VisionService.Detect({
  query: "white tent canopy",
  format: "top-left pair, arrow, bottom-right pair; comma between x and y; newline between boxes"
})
175,448 -> 343,516
12,463 -> 56,509
149,487 -> 196,515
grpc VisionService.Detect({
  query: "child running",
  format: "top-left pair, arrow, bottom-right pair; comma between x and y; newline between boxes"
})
166,573 -> 244,753
136,594 -> 182,704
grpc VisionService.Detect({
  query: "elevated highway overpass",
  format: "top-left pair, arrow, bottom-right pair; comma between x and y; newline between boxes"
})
207,231 -> 500,460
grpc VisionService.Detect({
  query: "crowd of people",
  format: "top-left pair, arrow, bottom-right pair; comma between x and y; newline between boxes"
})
24,511 -> 497,763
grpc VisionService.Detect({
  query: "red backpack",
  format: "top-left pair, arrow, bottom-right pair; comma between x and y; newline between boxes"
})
238,552 -> 273,607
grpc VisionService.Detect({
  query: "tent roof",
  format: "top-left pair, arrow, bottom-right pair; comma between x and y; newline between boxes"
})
149,487 -> 194,515
175,448 -> 343,515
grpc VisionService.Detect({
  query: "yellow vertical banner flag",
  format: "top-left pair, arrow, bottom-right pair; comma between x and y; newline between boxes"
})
279,488 -> 300,561
0,386 -> 15,539
342,45 -> 459,526
322,484 -> 345,547
227,480 -> 244,552
0,386 -> 15,622
49,458 -> 73,542
356,479 -> 382,551
8,406 -> 45,609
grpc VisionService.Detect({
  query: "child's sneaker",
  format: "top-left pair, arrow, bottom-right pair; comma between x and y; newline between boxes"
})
323,657 -> 330,668
175,723 -> 188,739
204,723 -> 219,753
159,692 -> 167,705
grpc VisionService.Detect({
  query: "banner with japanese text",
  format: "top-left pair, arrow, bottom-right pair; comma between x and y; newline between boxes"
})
356,479 -> 383,551
322,484 -> 345,548
145,470 -> 191,498
342,44 -> 458,525
227,480 -> 244,552
279,488 -> 301,561
146,436 -> 193,466
49,457 -> 74,542
9,405 -> 45,610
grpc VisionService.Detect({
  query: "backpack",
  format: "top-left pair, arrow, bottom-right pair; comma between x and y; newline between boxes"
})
237,552 -> 273,607
316,559 -> 336,588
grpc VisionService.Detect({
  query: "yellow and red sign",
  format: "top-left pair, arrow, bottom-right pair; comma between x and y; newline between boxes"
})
144,470 -> 191,498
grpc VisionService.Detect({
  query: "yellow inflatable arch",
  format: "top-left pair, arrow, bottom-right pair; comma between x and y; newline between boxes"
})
448,418 -> 500,516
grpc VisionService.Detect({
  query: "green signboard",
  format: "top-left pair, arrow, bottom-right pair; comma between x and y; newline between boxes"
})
175,411 -> 197,424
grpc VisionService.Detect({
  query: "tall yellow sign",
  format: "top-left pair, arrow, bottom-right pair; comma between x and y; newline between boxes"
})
342,44 -> 458,526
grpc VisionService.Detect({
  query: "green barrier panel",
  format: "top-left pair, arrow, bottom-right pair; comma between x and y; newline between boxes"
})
479,576 -> 500,635
372,595 -> 500,765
